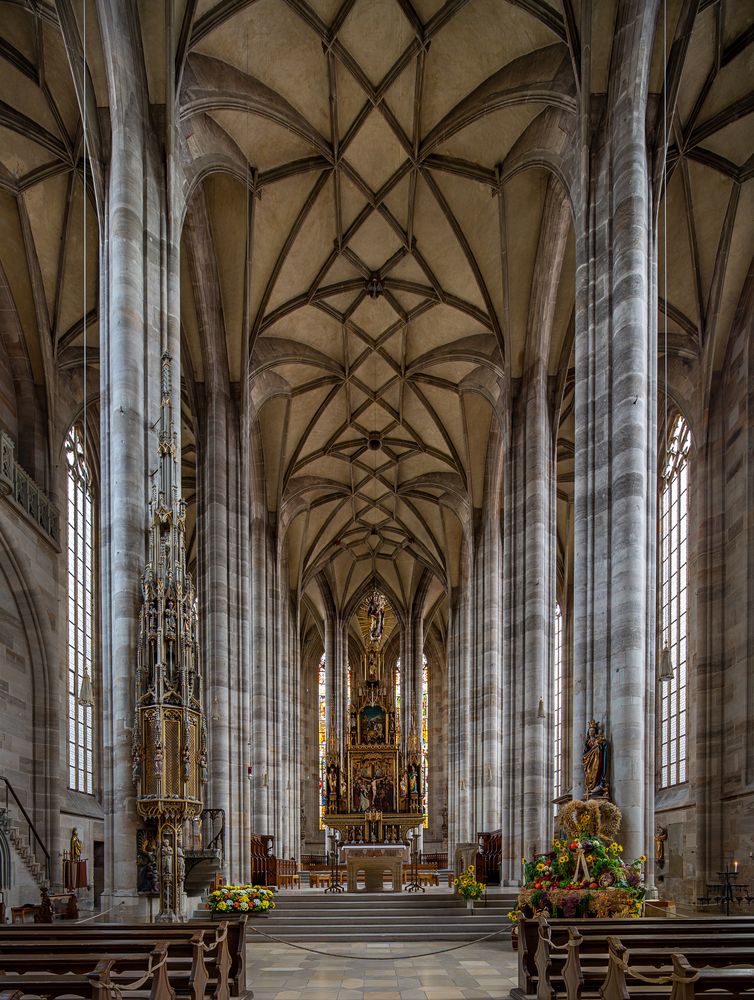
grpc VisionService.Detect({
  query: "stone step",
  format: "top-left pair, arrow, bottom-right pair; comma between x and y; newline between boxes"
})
245,928 -> 510,942
225,890 -> 517,941
194,890 -> 516,943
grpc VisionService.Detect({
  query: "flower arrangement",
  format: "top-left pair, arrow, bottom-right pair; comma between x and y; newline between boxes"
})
507,836 -> 646,923
453,865 -> 486,900
207,883 -> 275,914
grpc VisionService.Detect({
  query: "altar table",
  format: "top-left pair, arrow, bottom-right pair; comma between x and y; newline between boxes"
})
341,844 -> 408,892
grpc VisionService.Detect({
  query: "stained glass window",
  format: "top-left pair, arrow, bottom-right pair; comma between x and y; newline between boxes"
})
659,415 -> 691,788
395,659 -> 401,712
553,603 -> 563,808
318,654 -> 326,828
65,426 -> 94,794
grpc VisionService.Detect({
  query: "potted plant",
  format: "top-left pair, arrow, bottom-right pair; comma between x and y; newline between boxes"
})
453,865 -> 486,909
207,883 -> 276,916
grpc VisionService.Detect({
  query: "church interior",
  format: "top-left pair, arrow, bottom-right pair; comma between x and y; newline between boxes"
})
0,0 -> 753,995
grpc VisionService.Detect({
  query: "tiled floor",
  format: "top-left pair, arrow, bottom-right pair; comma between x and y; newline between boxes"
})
246,938 -> 517,999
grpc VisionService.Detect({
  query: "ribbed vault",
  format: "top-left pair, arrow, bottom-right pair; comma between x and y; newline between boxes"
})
0,0 -> 752,624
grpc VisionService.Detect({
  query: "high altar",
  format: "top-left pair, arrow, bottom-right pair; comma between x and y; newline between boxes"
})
322,593 -> 424,888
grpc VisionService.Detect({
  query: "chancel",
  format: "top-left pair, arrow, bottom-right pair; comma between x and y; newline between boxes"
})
0,0 -> 753,994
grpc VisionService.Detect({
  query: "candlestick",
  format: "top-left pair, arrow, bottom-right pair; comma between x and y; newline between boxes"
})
734,860 -> 739,873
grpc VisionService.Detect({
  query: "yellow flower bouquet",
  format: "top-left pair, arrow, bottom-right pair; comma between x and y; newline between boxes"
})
452,864 -> 486,900
207,883 -> 276,914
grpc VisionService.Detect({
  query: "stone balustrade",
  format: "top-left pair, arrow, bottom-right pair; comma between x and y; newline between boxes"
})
0,430 -> 60,544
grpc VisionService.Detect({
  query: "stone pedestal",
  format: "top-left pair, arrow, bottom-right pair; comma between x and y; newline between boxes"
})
341,845 -> 407,893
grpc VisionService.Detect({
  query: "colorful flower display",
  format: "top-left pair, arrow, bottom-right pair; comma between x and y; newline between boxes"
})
453,865 -> 486,900
507,837 -> 645,923
207,884 -> 276,914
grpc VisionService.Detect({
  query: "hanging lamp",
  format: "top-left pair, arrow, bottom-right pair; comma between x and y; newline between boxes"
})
657,0 -> 673,689
77,2 -> 93,712
658,644 -> 674,684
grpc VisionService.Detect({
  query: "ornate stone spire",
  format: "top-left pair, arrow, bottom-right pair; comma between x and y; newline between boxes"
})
133,353 -> 206,921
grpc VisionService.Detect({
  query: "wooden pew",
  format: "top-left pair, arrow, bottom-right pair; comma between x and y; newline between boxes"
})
601,936 -> 754,1000
0,938 -> 200,1000
0,917 -> 245,999
0,961 -> 117,1000
670,952 -> 754,1000
516,915 -> 754,1000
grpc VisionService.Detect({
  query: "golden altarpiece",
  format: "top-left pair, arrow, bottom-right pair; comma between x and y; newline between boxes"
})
323,592 -> 423,844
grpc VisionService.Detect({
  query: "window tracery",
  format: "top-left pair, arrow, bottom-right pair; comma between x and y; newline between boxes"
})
65,426 -> 94,794
553,602 -> 563,806
659,415 -> 691,788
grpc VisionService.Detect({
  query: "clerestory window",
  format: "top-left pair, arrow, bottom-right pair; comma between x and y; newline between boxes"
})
659,415 -> 691,787
65,426 -> 94,794
553,602 -> 564,806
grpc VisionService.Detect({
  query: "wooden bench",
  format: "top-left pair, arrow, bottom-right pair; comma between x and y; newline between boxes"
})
402,864 -> 439,886
9,893 -> 78,924
278,872 -> 301,889
0,938 -> 200,1000
309,870 -> 331,888
0,963 -> 116,1000
308,867 -> 345,888
602,936 -> 754,1000
516,915 -> 754,1000
0,917 -> 246,998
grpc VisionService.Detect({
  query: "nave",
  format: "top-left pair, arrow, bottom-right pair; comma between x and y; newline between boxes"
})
0,0 -> 753,995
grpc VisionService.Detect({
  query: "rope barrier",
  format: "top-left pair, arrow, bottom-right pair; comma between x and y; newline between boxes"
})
74,903 -> 121,924
110,953 -> 169,1000
201,922 -> 227,952
614,946 -> 698,987
246,920 -> 508,960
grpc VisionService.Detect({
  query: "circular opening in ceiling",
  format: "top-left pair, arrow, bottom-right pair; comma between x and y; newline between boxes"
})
367,432 -> 381,452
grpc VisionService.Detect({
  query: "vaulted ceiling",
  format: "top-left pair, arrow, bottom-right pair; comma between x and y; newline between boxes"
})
0,0 -> 752,630
179,0 -> 578,623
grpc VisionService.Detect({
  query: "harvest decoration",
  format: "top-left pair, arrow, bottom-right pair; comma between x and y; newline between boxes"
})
507,836 -> 646,923
207,883 -> 275,914
453,865 -> 486,900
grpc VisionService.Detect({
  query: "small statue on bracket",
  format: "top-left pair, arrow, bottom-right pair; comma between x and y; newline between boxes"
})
655,824 -> 668,868
582,719 -> 609,799
70,828 -> 83,862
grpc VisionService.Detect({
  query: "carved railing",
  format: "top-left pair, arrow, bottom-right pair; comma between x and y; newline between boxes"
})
0,431 -> 59,543
0,774 -> 51,883
200,808 -> 225,865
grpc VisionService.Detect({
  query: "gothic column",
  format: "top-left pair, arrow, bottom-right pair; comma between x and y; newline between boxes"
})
471,424 -> 504,834
446,539 -> 473,859
96,0 -> 165,908
249,421 -> 271,840
572,0 -> 659,859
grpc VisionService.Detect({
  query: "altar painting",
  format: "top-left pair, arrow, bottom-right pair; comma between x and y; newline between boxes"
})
350,758 -> 396,812
359,705 -> 386,744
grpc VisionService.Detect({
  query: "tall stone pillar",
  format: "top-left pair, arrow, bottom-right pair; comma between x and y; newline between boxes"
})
471,425 -> 504,834
199,382 -> 234,870
521,365 -> 554,856
446,540 -> 473,858
572,0 -> 659,859
249,420 -> 271,841
96,0 -> 165,909
501,178 -> 568,871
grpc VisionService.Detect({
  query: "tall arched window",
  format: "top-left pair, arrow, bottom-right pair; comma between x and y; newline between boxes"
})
318,655 -> 326,828
659,415 -> 691,787
65,426 -> 94,793
553,602 -> 563,805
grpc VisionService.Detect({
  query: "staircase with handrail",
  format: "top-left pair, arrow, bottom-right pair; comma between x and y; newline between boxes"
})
0,775 -> 50,890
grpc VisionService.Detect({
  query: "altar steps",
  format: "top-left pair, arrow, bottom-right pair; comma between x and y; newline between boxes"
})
253,890 -> 518,941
